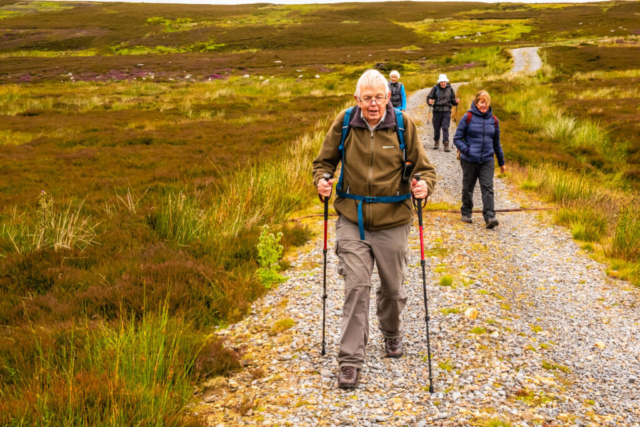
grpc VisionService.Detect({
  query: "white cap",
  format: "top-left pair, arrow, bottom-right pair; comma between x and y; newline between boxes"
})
437,74 -> 449,83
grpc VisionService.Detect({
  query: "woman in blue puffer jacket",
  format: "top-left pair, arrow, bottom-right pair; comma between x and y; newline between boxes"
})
453,90 -> 506,229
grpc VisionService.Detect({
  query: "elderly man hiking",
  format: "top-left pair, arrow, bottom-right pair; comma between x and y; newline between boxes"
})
313,69 -> 436,389
426,74 -> 460,152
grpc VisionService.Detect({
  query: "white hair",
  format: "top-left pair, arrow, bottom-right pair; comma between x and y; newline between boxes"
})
389,70 -> 401,79
354,69 -> 389,98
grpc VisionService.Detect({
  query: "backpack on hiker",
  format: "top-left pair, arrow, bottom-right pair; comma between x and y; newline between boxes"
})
335,106 -> 412,240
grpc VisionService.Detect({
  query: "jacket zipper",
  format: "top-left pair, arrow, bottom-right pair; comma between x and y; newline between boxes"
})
481,116 -> 486,163
368,129 -> 374,229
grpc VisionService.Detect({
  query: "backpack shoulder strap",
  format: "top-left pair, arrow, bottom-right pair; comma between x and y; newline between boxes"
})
340,107 -> 354,151
465,112 -> 472,125
337,107 -> 355,192
493,115 -> 499,126
394,107 -> 405,151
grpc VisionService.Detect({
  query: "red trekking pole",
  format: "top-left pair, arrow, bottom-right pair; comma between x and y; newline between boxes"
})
414,173 -> 435,393
319,173 -> 332,356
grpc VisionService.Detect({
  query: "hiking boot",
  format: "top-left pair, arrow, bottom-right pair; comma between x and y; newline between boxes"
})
486,217 -> 499,229
461,216 -> 473,224
444,143 -> 451,152
338,366 -> 360,389
384,337 -> 404,358
432,141 -> 439,150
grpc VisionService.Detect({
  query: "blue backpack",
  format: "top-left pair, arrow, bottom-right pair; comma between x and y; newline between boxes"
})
335,106 -> 412,240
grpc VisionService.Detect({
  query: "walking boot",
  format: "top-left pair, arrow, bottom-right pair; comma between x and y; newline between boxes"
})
461,216 -> 473,224
384,338 -> 404,358
432,140 -> 439,150
444,142 -> 451,152
486,217 -> 499,229
338,366 -> 360,389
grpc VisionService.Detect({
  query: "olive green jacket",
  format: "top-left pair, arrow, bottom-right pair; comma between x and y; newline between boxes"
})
313,103 -> 436,231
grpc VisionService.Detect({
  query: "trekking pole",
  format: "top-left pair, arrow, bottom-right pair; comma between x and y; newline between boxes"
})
413,173 -> 435,393
319,173 -> 332,356
427,105 -> 432,124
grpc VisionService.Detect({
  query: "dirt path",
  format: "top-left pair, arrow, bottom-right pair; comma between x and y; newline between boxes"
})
510,47 -> 543,75
202,60 -> 640,427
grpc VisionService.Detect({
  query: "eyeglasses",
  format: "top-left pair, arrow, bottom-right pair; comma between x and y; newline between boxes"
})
358,95 -> 387,105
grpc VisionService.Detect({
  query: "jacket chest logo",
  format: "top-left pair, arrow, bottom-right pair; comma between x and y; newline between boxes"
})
382,145 -> 395,149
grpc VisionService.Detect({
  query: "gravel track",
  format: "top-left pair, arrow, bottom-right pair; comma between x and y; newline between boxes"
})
510,47 -> 542,75
203,56 -> 640,427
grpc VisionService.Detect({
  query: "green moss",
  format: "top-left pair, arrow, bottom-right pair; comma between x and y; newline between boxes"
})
269,318 -> 295,336
471,327 -> 486,335
514,388 -> 553,406
397,18 -> 531,43
439,275 -> 454,287
542,360 -> 571,373
438,359 -> 454,371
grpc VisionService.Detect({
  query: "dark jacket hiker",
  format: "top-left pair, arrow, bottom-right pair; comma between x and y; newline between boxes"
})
426,83 -> 458,113
453,101 -> 505,166
453,90 -> 506,229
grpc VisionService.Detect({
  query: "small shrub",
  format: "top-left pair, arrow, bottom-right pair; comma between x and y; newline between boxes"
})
195,337 -> 245,378
257,225 -> 286,289
280,223 -> 312,248
269,318 -> 295,336
439,274 -> 454,287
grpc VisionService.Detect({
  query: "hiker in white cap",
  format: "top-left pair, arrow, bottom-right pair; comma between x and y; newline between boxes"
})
426,74 -> 460,152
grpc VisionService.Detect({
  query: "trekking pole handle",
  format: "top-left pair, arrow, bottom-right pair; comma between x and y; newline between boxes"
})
319,173 -> 332,203
413,173 -> 427,216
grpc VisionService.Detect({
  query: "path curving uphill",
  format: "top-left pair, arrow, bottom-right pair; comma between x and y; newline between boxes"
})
203,56 -> 640,426
510,47 -> 543,75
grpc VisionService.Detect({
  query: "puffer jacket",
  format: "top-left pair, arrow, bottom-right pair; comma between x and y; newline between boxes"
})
453,102 -> 505,166
312,102 -> 436,231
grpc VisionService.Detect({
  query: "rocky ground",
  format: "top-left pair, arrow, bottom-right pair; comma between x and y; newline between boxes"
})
200,84 -> 640,427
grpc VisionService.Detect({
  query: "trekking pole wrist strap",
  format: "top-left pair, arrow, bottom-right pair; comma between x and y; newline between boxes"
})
336,192 -> 412,240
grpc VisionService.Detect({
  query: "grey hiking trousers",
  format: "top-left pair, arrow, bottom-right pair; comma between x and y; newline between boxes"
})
335,215 -> 410,369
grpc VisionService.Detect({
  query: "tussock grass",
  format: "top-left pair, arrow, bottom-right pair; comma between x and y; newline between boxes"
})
1,193 -> 99,254
0,306 -> 201,425
610,204 -> 640,261
572,69 -> 640,81
543,114 -> 576,142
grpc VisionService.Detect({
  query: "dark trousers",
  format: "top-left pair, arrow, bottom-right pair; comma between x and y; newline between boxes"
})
460,159 -> 495,222
432,111 -> 451,144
